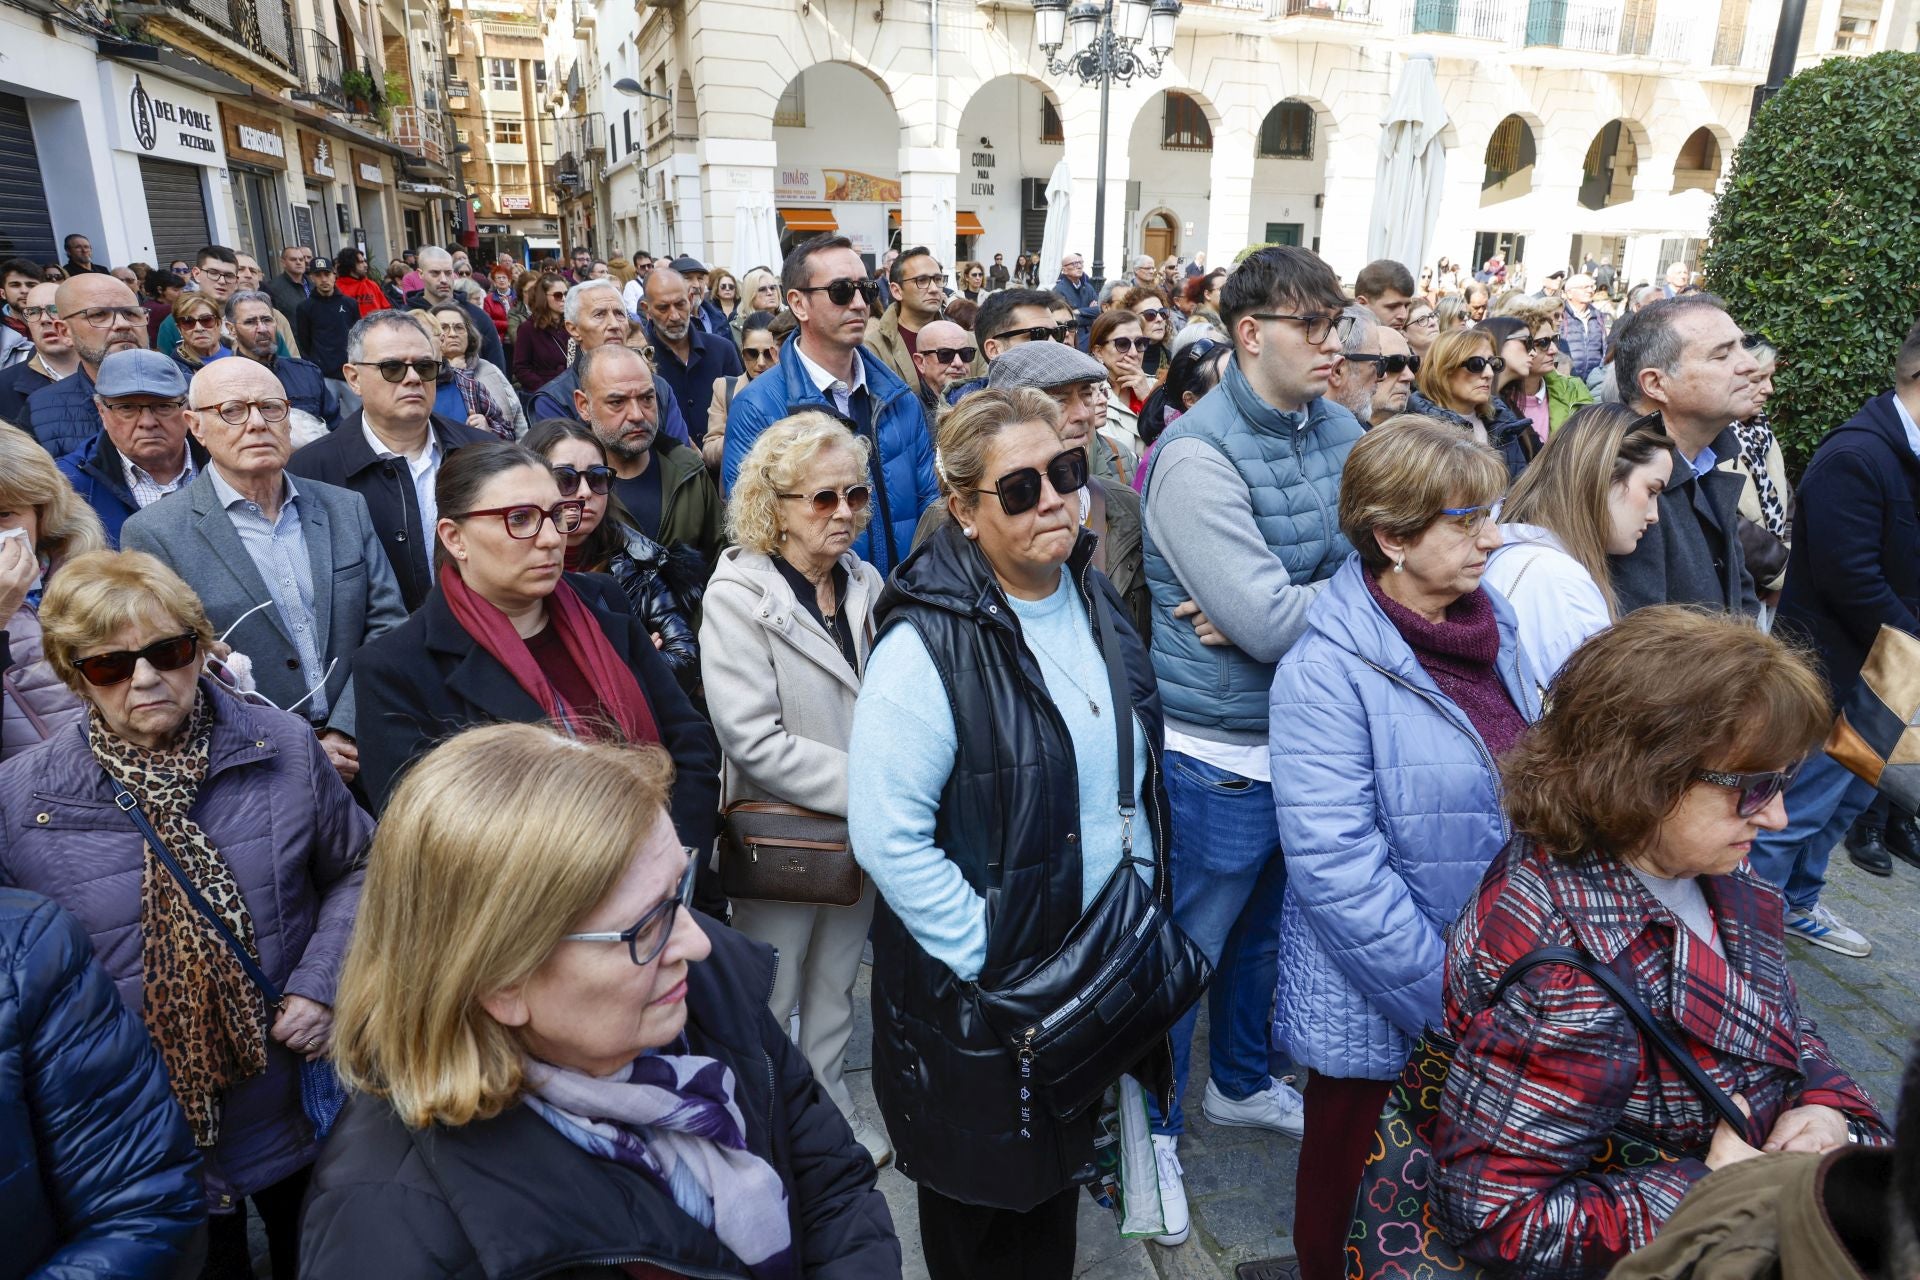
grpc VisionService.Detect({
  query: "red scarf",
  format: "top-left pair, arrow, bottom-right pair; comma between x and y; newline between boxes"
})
438,562 -> 659,744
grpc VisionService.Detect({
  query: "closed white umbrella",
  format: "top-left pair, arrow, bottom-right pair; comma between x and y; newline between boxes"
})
732,188 -> 784,276
1039,158 -> 1072,286
1366,55 -> 1448,278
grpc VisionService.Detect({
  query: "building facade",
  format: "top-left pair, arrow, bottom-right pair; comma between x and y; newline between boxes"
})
535,0 -> 1920,286
448,0 -> 564,263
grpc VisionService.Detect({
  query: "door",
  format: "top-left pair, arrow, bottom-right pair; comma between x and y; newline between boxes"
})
139,158 -> 212,269
1142,223 -> 1172,265
1264,222 -> 1303,247
0,94 -> 57,262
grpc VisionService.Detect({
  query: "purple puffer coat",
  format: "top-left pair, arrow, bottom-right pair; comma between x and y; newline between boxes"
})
0,678 -> 372,1210
2,602 -> 87,762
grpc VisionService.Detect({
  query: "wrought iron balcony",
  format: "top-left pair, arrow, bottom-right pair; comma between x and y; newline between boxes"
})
552,111 -> 603,168
1409,0 -> 1513,39
1522,0 -> 1619,52
293,28 -> 345,108
151,0 -> 299,75
1280,0 -> 1376,18
391,104 -> 448,167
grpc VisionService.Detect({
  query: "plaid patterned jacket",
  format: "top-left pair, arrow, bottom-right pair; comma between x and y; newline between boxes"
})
1430,841 -> 1888,1279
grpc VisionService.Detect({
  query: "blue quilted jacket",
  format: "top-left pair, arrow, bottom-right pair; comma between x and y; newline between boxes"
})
1268,556 -> 1541,1079
0,888 -> 204,1278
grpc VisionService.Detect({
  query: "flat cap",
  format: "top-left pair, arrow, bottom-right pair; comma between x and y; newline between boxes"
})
94,349 -> 187,400
986,340 -> 1107,391
668,255 -> 708,275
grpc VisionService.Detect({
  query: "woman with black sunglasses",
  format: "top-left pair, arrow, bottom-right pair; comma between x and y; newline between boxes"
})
510,272 -> 571,394
523,418 -> 700,692
847,388 -> 1175,1276
0,547 -> 372,1279
1090,309 -> 1152,485
350,441 -> 719,850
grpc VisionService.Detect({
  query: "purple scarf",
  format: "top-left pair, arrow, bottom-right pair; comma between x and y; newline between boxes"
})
1364,575 -> 1526,758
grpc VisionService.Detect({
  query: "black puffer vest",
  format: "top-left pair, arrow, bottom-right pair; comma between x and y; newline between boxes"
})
867,522 -> 1172,1210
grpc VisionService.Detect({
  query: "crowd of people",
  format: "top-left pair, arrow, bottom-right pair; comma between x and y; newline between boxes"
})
2,225 -> 1917,1280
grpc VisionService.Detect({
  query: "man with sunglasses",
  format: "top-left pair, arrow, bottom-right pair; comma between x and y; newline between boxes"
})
288,311 -> 494,611
18,272 -> 151,461
121,357 -> 406,782
642,266 -> 742,449
1325,304 -> 1383,424
0,281 -> 78,423
1137,246 -> 1367,1240
51,349 -> 206,546
906,318 -> 973,416
940,288 -> 1065,407
863,245 -> 958,391
1370,325 -> 1418,427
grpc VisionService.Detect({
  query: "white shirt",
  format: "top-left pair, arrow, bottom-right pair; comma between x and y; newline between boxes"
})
362,420 -> 443,548
793,341 -> 867,420
1482,524 -> 1611,684
1892,392 -> 1920,459
621,277 -> 646,320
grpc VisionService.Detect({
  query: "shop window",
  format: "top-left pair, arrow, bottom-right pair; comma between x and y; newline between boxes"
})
489,58 -> 518,91
491,120 -> 524,144
1041,97 -> 1064,144
1162,93 -> 1212,152
1258,102 -> 1314,159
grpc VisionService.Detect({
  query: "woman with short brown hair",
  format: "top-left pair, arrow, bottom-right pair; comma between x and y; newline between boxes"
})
1431,606 -> 1890,1279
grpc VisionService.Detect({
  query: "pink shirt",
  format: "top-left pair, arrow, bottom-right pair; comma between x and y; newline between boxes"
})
1519,390 -> 1550,441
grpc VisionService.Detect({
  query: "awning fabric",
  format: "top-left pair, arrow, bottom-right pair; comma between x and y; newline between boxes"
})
779,207 -> 839,232
956,211 -> 985,237
887,209 -> 901,228
523,237 -> 561,250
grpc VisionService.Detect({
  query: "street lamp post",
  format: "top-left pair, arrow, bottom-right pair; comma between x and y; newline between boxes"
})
1031,0 -> 1181,288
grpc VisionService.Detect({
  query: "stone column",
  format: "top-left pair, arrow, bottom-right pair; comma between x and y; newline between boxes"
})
697,137 -> 777,280
1316,126 -> 1379,275
1205,128 -> 1254,264
1523,149 -> 1587,279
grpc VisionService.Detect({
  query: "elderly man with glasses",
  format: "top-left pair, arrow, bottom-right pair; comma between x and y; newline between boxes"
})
18,273 -> 151,459
121,355 -> 406,783
53,350 -> 207,545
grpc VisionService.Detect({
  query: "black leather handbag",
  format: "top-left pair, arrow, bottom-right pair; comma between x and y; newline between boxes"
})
719,801 -> 863,907
969,585 -> 1211,1122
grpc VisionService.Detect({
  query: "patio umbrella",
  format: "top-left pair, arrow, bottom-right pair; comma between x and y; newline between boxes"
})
732,188 -> 784,276
1366,55 -> 1448,277
1039,158 -> 1072,284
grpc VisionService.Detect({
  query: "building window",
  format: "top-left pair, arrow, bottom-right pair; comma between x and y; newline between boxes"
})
534,59 -> 548,89
488,58 -> 518,91
1161,92 -> 1212,152
1834,14 -> 1875,49
1258,101 -> 1314,159
1041,97 -> 1063,143
491,119 -> 523,144
774,76 -> 805,128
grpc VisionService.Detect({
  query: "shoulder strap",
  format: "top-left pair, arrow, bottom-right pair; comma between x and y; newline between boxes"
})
1089,579 -> 1139,860
104,768 -> 283,1004
1492,945 -> 1750,1139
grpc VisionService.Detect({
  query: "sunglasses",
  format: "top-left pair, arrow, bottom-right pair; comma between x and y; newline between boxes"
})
1102,336 -> 1149,355
797,277 -> 881,308
991,323 -> 1074,345
977,447 -> 1088,516
778,484 -> 872,515
1136,308 -> 1166,321
352,358 -> 442,383
1695,763 -> 1801,818
178,314 -> 222,331
1524,336 -> 1558,353
923,345 -> 977,365
551,464 -> 614,496
71,632 -> 200,687
744,346 -> 778,363
451,500 -> 586,538
1460,356 -> 1507,375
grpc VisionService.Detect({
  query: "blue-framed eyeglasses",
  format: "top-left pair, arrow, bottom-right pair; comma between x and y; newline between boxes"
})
561,848 -> 699,967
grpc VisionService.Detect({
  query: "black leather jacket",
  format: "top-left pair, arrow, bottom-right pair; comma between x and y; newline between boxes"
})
599,522 -> 702,694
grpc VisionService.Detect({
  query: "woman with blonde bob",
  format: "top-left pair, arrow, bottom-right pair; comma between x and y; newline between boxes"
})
1483,403 -> 1674,679
0,426 -> 106,758
1409,327 -> 1502,447
302,722 -> 898,1278
701,412 -> 889,1165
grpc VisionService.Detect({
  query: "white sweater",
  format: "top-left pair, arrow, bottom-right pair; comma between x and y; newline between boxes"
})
1482,523 -> 1613,683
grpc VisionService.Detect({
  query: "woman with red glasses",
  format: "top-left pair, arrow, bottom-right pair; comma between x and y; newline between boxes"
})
351,441 -> 718,844
0,548 -> 372,1278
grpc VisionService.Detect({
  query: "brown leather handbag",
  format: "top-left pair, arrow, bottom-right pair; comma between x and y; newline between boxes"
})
719,801 -> 864,907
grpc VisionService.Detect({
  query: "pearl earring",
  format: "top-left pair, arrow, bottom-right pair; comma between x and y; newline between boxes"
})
1393,558 -> 1404,574
963,527 -> 977,539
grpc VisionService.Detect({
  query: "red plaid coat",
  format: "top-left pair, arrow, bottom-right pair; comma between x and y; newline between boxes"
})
1430,842 -> 1888,1279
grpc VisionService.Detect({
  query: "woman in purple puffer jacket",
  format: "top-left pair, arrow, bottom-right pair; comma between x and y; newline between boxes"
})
0,427 -> 101,762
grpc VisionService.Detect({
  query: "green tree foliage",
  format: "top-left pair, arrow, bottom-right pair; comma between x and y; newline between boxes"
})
1707,51 -> 1920,468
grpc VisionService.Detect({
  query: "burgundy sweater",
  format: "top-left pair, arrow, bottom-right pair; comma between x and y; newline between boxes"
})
1365,574 -> 1526,758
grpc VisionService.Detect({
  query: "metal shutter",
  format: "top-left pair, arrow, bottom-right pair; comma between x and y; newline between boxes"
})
138,158 -> 212,267
0,94 -> 55,263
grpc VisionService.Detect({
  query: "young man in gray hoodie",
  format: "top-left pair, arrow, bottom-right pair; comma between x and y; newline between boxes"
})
1138,245 -> 1363,1247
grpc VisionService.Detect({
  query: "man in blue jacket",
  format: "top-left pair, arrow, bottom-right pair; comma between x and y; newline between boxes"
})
1752,319 -> 1920,958
19,272 -> 149,459
56,350 -> 208,546
1053,251 -> 1099,350
723,233 -> 937,578
1138,245 -> 1364,1247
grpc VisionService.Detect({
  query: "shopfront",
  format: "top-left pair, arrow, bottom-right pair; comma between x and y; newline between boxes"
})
105,62 -> 232,266
351,148 -> 392,266
221,104 -> 290,265
298,129 -> 345,256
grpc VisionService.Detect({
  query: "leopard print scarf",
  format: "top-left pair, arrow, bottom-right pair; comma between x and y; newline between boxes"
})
90,692 -> 270,1147
1734,411 -> 1789,540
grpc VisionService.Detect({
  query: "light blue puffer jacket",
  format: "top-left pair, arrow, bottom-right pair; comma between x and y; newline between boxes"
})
1268,555 -> 1542,1080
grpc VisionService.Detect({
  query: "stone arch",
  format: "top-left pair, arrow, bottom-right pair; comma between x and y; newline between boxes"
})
1481,113 -> 1540,207
1248,96 -> 1330,250
1578,117 -> 1652,210
1670,123 -> 1728,193
770,61 -> 905,258
955,72 -> 1065,260
1125,83 -> 1222,261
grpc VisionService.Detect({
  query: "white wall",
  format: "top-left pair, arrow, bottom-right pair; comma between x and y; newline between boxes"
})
770,62 -> 900,257
954,76 -> 1062,260
1248,149 -> 1327,249
1128,95 -> 1210,263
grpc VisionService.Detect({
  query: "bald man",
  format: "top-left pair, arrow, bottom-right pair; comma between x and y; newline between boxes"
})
19,272 -> 149,457
642,266 -> 741,447
120,356 -> 406,779
907,318 -> 973,413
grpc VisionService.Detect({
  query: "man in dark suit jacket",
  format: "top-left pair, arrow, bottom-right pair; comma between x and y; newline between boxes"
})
1749,320 -> 1920,958
1606,296 -> 1760,617
120,356 -> 406,783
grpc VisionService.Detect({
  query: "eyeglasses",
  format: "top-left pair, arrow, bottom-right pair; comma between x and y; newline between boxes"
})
1250,312 -> 1342,344
551,464 -> 614,497
196,266 -> 238,283
100,398 -> 187,423
71,633 -> 199,687
796,277 -> 881,308
1524,337 -> 1558,353
977,447 -> 1089,516
902,273 -> 948,290
352,358 -> 442,383
1101,336 -> 1149,355
922,345 -> 977,366
62,306 -> 147,327
451,500 -> 586,538
192,398 -> 290,425
1694,763 -> 1802,818
561,848 -> 699,967
1460,356 -> 1507,375
778,483 -> 872,515
744,346 -> 778,364
178,314 -> 222,331
1408,312 -> 1439,328
991,323 -> 1073,346
1437,504 -> 1494,534
20,305 -> 57,321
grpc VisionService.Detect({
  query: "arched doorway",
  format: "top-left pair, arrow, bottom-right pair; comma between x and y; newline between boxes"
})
1141,209 -> 1178,263
955,74 -> 1064,263
1248,98 -> 1329,252
1671,126 -> 1723,194
1579,119 -> 1642,211
1129,88 -> 1217,266
770,62 -> 902,267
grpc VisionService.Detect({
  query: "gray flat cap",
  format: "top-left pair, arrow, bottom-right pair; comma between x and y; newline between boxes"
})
95,349 -> 187,399
986,340 -> 1107,391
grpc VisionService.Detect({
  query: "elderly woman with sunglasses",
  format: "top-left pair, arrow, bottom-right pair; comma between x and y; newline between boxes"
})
701,411 -> 890,1166
847,388 -> 1169,1277
170,292 -> 229,372
351,440 -> 717,845
0,548 -> 372,1279
1429,607 -> 1889,1280
302,723 -> 900,1279
1266,419 -> 1543,1280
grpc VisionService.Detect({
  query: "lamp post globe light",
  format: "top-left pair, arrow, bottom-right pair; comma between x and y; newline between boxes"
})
1031,0 -> 1181,288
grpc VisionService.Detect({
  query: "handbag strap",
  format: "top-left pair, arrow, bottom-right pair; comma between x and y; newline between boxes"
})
103,767 -> 284,1005
1492,945 -> 1751,1139
1089,577 -> 1136,856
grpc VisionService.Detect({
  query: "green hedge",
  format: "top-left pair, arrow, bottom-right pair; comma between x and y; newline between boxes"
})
1707,51 -> 1920,469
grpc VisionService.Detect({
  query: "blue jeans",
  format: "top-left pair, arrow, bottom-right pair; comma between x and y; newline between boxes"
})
1151,750 -> 1291,1136
1747,746 -> 1878,909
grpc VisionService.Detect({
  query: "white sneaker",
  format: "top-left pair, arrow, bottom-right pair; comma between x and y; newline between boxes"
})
1201,1076 -> 1306,1138
1785,902 -> 1871,957
852,1115 -> 893,1168
1149,1132 -> 1190,1247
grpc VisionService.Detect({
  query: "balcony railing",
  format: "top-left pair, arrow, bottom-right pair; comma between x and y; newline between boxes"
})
293,28 -> 345,107
157,0 -> 299,74
1410,0 -> 1514,39
1522,0 -> 1618,52
1712,22 -> 1756,66
1281,0 -> 1377,19
553,111 -> 603,167
391,104 -> 448,167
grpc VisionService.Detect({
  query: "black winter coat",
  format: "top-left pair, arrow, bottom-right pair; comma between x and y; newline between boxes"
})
598,521 -> 702,694
294,291 -> 362,379
299,919 -> 900,1279
348,571 -> 720,856
1609,423 -> 1758,616
286,411 -> 495,611
866,523 -> 1173,1210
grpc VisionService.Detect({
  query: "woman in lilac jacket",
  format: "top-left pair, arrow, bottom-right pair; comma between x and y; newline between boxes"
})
0,549 -> 372,1280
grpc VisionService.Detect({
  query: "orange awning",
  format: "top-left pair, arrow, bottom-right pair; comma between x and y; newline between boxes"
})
956,211 -> 985,237
887,209 -> 901,228
779,207 -> 838,232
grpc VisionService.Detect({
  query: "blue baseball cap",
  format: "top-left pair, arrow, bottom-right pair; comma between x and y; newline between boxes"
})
94,349 -> 188,400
